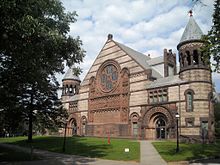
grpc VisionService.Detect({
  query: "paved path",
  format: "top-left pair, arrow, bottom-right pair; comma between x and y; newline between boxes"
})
140,141 -> 167,165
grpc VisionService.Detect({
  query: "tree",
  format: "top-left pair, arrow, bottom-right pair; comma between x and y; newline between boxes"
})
0,0 -> 85,141
201,0 -> 220,72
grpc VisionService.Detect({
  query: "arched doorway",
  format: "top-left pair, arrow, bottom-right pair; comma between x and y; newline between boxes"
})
81,116 -> 87,136
141,106 -> 176,139
155,117 -> 166,139
71,118 -> 77,136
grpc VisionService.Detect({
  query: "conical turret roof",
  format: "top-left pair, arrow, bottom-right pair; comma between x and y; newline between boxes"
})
63,65 -> 80,81
180,15 -> 203,43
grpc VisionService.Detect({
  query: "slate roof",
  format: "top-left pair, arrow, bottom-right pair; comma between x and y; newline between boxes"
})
115,41 -> 163,78
148,56 -> 164,66
63,65 -> 80,81
180,16 -> 203,43
147,75 -> 185,89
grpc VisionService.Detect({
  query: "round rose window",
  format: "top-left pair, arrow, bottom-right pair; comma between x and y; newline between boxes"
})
99,64 -> 118,92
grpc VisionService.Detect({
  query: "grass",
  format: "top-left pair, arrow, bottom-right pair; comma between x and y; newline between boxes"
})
152,140 -> 220,162
0,145 -> 39,162
0,136 -> 140,162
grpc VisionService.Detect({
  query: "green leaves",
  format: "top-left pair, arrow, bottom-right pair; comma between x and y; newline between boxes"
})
201,0 -> 220,73
0,0 -> 85,136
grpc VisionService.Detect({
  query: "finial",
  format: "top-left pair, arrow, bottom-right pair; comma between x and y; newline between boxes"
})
189,10 -> 193,17
108,34 -> 113,40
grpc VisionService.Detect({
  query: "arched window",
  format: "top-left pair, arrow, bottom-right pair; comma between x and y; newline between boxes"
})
130,113 -> 139,137
65,85 -> 69,94
193,50 -> 199,65
69,85 -> 73,93
186,51 -> 191,66
185,89 -> 194,112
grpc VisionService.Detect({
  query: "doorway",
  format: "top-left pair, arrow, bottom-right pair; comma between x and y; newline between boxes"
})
155,118 -> 166,139
71,119 -> 77,136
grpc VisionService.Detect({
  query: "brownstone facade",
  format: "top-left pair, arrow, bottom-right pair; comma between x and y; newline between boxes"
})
61,16 -> 215,141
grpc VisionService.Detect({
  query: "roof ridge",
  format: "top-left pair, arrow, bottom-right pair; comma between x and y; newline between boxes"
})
114,41 -> 162,78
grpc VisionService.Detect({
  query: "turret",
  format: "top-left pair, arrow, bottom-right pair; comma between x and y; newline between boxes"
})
177,11 -> 211,82
62,65 -> 81,101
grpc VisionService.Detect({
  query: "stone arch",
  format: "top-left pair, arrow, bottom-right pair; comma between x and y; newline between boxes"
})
141,106 -> 176,139
142,106 -> 175,128
67,114 -> 79,136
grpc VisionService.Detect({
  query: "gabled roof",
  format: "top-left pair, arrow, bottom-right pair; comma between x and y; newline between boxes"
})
63,65 -> 80,81
114,41 -> 162,78
180,16 -> 203,43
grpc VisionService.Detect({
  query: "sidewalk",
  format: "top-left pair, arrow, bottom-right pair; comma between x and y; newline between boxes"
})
140,141 -> 167,165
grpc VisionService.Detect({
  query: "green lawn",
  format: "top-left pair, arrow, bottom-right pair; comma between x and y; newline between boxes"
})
0,145 -> 39,162
0,136 -> 140,162
152,141 -> 220,162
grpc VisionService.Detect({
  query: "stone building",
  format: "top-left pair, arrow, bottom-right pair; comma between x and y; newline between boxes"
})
61,13 -> 215,141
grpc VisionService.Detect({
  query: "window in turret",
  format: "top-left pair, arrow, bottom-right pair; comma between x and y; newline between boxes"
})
186,51 -> 191,65
69,85 -> 73,93
193,50 -> 199,65
185,89 -> 194,112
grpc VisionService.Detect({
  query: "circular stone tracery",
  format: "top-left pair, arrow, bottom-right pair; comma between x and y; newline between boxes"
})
99,64 -> 119,92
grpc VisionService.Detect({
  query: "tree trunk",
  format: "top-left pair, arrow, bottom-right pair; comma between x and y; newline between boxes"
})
28,91 -> 34,142
28,108 -> 33,142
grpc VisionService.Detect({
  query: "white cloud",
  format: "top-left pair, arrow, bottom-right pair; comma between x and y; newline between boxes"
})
59,0 -> 217,91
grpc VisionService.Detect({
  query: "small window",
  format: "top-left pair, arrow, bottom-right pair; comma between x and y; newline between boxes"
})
193,50 -> 199,65
159,95 -> 163,102
133,122 -> 138,136
187,92 -> 193,111
149,96 -> 153,103
185,89 -> 194,112
69,85 -> 73,93
162,94 -> 167,102
186,120 -> 194,127
186,51 -> 191,66
153,96 -> 157,103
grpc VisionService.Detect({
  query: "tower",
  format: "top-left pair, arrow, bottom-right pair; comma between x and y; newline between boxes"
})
177,11 -> 214,142
61,65 -> 81,101
177,11 -> 210,79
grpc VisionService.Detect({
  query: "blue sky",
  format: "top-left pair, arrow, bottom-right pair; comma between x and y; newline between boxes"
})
58,0 -> 219,92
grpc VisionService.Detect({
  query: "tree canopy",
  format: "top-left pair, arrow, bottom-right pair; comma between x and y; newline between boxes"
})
0,0 -> 85,141
201,0 -> 220,72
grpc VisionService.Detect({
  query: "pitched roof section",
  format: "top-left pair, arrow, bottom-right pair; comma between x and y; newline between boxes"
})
148,56 -> 164,66
63,65 -> 81,81
114,41 -> 162,78
147,75 -> 185,89
180,16 -> 203,43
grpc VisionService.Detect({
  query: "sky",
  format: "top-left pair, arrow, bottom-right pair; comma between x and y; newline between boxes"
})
58,0 -> 219,93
